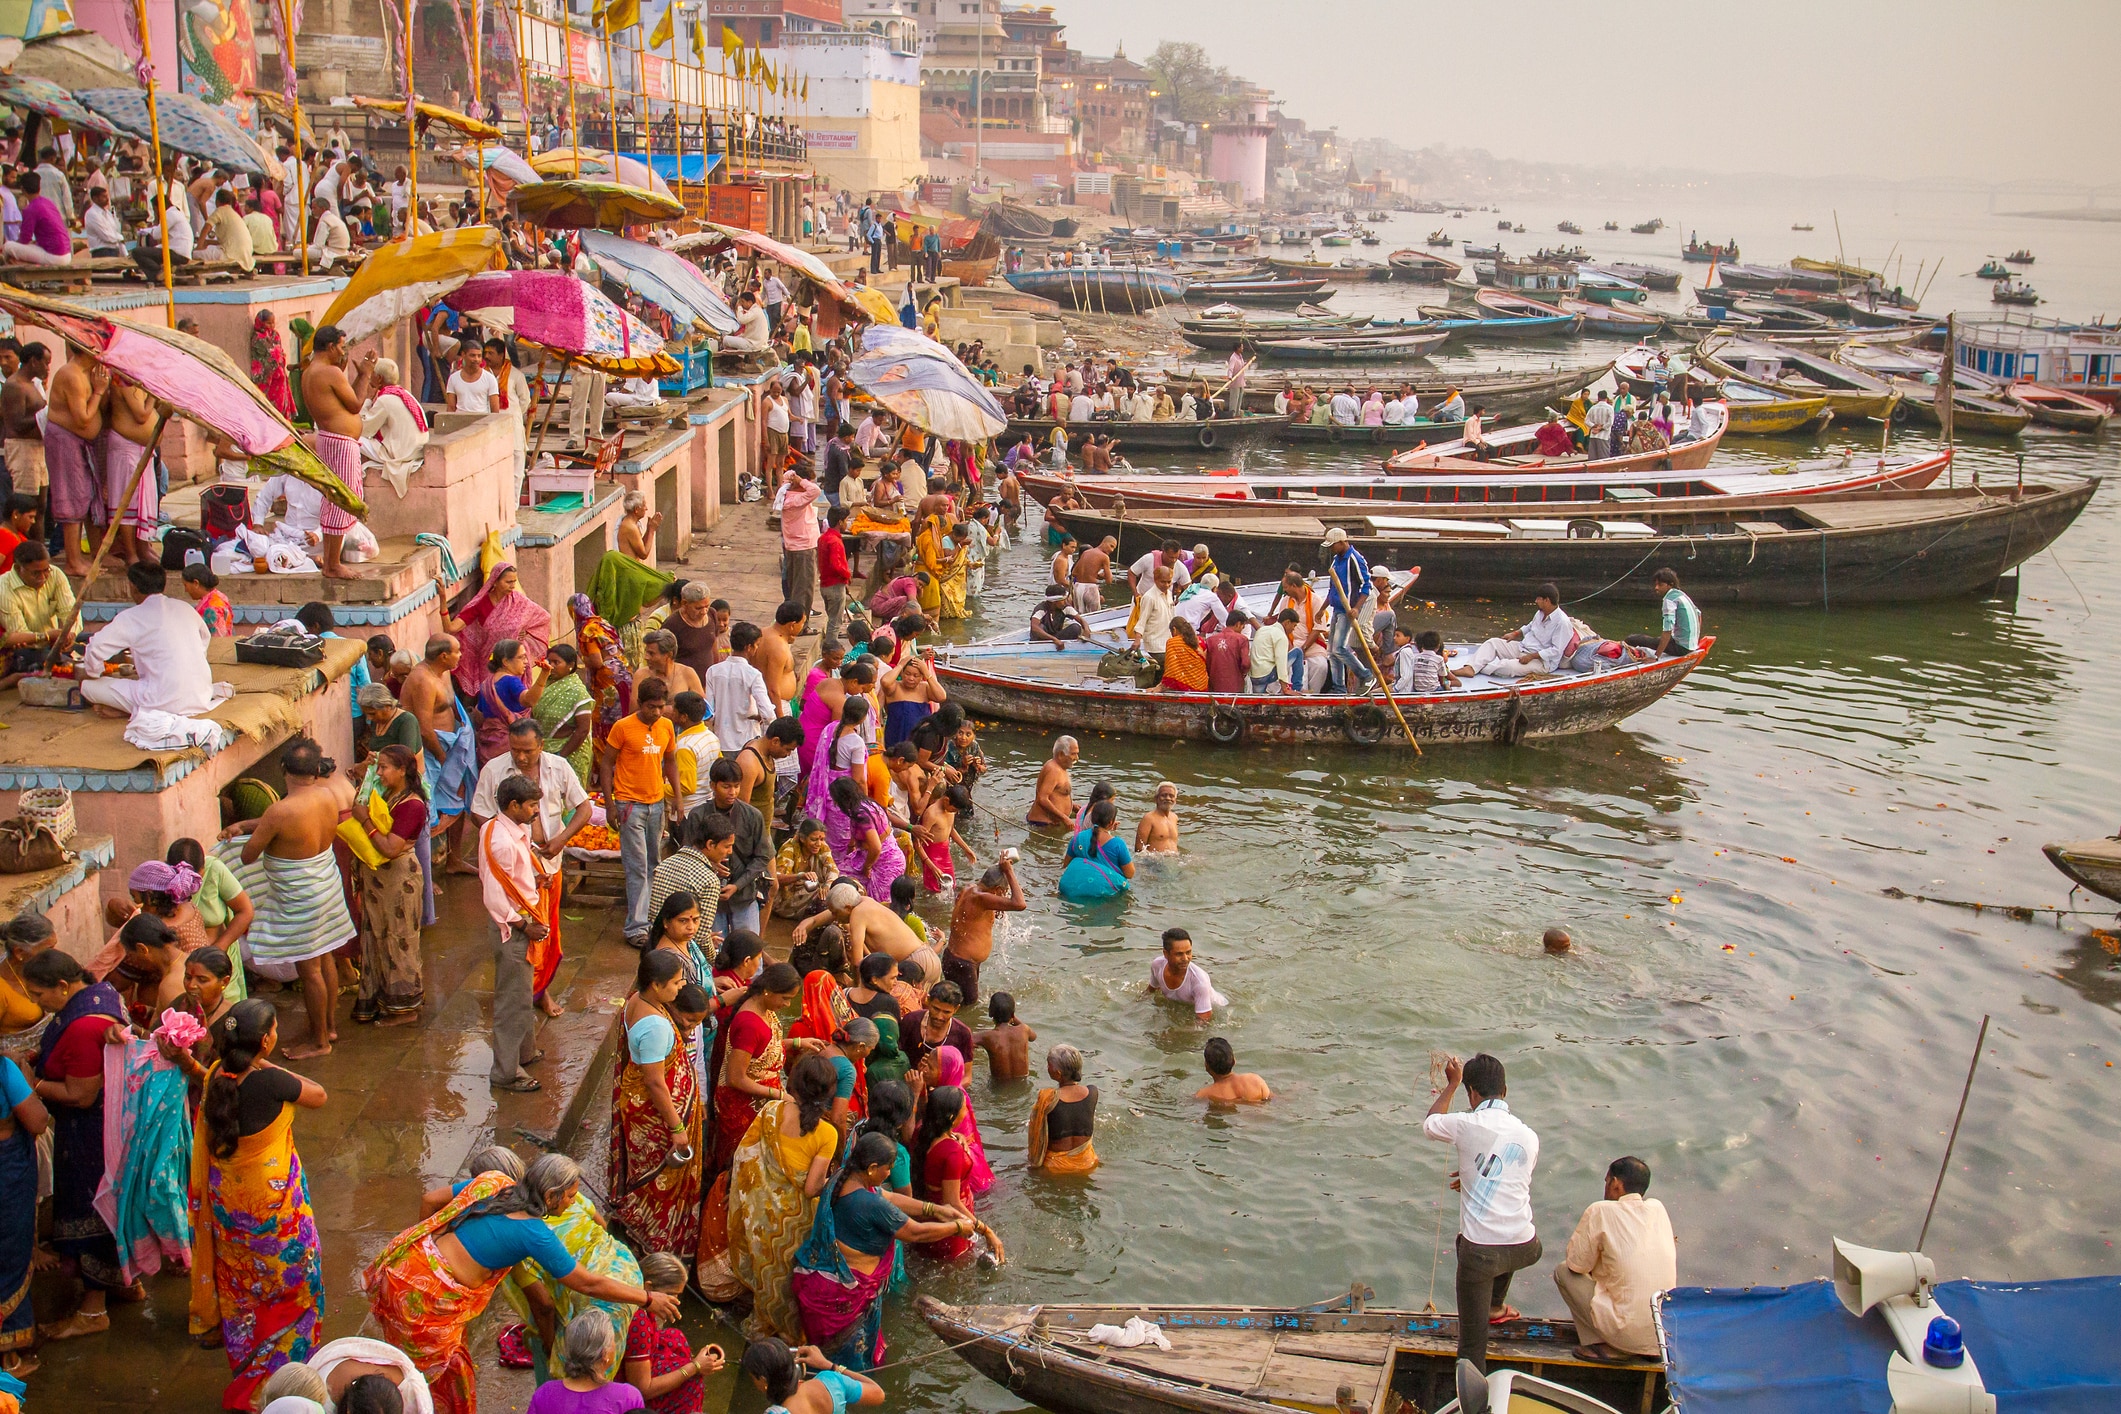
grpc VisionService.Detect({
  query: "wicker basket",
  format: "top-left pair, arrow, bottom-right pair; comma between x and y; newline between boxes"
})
17,786 -> 73,844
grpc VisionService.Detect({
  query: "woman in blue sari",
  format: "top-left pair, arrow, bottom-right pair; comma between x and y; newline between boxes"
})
473,638 -> 545,765
22,950 -> 130,1341
0,1052 -> 47,1376
1057,800 -> 1134,901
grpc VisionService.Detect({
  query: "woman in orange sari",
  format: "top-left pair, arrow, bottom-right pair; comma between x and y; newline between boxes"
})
363,1153 -> 678,1414
707,963 -> 806,1180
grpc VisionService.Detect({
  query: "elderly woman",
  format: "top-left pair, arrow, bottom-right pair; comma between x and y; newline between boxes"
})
499,1154 -> 652,1388
528,1312 -> 638,1414
438,561 -> 552,711
364,1150 -> 679,1414
0,915 -> 57,1052
359,357 -> 432,497
1027,1043 -> 1099,1174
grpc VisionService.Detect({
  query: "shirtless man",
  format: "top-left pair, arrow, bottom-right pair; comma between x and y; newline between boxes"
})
943,855 -> 1025,1009
1195,1036 -> 1272,1104
45,347 -> 109,576
972,990 -> 1036,1081
1134,781 -> 1182,854
996,466 -> 1022,534
101,376 -> 164,566
234,739 -> 356,1058
757,601 -> 803,708
402,634 -> 476,873
300,324 -> 377,580
1071,535 -> 1115,613
636,629 -> 702,703
790,880 -> 921,971
1027,735 -> 1079,827
1048,534 -> 1076,595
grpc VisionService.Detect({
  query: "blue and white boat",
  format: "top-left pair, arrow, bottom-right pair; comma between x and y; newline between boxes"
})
1005,263 -> 1186,313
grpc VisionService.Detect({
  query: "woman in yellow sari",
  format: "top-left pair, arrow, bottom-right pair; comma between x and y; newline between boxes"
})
912,517 -> 950,617
497,1160 -> 643,1385
727,1054 -> 842,1342
934,522 -> 972,621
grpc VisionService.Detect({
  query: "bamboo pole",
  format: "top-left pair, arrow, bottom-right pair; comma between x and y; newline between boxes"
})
402,0 -> 419,214
1330,557 -> 1421,756
51,405 -> 172,653
132,0 -> 175,327
504,0 -> 532,167
473,0 -> 487,223
603,27 -> 619,161
566,47 -> 581,177
280,0 -> 312,277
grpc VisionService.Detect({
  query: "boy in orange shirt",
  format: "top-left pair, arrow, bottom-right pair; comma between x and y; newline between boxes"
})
598,676 -> 680,946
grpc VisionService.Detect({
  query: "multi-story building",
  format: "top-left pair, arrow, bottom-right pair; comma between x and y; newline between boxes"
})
920,0 -> 1048,130
840,0 -> 922,54
1056,46 -> 1152,160
774,28 -> 924,192
706,0 -> 844,48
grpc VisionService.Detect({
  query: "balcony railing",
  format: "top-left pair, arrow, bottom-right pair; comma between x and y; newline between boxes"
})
534,112 -> 808,166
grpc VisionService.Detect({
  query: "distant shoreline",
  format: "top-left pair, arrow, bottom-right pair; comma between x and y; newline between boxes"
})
2007,208 -> 2121,223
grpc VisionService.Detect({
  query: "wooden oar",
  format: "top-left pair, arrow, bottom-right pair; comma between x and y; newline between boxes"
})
47,405 -> 173,663
1331,558 -> 1421,756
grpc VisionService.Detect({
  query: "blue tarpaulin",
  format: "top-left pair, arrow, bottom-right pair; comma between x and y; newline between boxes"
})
1660,1276 -> 2121,1414
644,152 -> 721,182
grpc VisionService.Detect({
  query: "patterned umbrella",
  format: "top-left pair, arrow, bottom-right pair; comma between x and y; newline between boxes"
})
316,226 -> 506,344
0,285 -> 363,514
531,148 -> 675,199
846,325 -> 1006,441
445,270 -> 677,376
579,230 -> 740,336
0,73 -> 121,137
512,179 -> 685,231
79,87 -> 283,181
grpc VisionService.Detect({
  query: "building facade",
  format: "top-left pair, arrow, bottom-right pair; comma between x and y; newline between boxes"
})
774,29 -> 924,193
707,0 -> 845,47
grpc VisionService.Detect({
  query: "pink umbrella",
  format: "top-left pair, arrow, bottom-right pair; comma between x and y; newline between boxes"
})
445,269 -> 677,376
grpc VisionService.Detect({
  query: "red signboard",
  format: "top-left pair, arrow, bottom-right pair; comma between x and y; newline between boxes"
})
566,30 -> 598,84
642,54 -> 670,101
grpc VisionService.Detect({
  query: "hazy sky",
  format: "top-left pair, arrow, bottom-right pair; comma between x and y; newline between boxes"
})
1051,0 -> 2121,188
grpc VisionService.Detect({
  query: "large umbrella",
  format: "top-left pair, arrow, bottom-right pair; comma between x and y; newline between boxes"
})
578,230 -> 740,336
350,95 -> 505,141
531,148 -> 674,199
316,226 -> 506,344
79,88 -> 283,181
847,284 -> 900,326
513,179 -> 685,231
0,73 -> 121,137
704,221 -> 841,289
445,269 -> 677,376
846,325 -> 1006,441
0,285 -> 362,512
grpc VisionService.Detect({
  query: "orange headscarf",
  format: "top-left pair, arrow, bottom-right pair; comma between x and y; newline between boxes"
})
790,970 -> 866,1120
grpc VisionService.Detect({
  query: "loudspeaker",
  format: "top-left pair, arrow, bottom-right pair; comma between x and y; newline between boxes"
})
1833,1238 -> 1936,1317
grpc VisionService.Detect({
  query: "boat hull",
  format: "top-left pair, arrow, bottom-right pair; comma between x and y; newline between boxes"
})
2009,384 -> 2112,432
1274,417 -> 1469,447
1252,334 -> 1451,363
1227,362 -> 1614,420
1725,396 -> 1835,434
2044,838 -> 2121,905
1004,415 -> 1283,453
1005,267 -> 1185,311
1044,481 -> 2093,605
1891,382 -> 2033,435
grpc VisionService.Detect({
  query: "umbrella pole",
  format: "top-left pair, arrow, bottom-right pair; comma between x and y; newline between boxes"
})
282,0 -> 311,277
528,354 -> 567,466
403,0 -> 419,214
132,0 -> 175,328
51,406 -> 171,653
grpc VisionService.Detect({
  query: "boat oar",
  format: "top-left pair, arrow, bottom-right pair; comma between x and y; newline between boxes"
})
47,402 -> 174,663
1331,560 -> 1421,755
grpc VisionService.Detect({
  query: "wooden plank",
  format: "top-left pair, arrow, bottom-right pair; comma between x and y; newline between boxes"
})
1051,1328 -> 1277,1394
1250,1350 -> 1393,1410
1269,1330 -> 1395,1366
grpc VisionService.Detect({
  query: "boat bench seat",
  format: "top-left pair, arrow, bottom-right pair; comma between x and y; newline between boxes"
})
1733,520 -> 1790,535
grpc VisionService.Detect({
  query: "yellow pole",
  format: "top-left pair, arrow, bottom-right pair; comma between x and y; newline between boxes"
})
132,0 -> 174,327
603,27 -> 619,162
473,0 -> 487,223
566,44 -> 581,178
280,0 -> 312,276
403,0 -> 419,214
506,0 -> 532,163
634,19 -> 649,193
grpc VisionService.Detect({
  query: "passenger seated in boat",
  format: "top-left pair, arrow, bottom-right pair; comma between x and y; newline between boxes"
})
1451,582 -> 1573,680
1676,400 -> 1716,444
1029,589 -> 1087,649
1390,627 -> 1455,694
1627,417 -> 1669,455
1158,618 -> 1209,692
1434,387 -> 1466,422
1533,413 -> 1577,458
1554,1155 -> 1676,1363
1463,405 -> 1491,460
1329,387 -> 1361,426
1623,568 -> 1701,658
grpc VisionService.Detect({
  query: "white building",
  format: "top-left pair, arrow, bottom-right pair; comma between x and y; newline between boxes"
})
774,29 -> 925,193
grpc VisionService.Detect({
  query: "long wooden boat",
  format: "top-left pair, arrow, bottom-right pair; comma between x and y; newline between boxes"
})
1416,306 -> 1583,340
1266,257 -> 1396,283
2044,836 -> 2121,905
1389,248 -> 1462,281
2008,382 -> 2112,432
1720,379 -> 1836,434
1005,265 -> 1186,312
919,1296 -> 1667,1414
1038,475 -> 2095,605
1887,381 -> 2033,436
1223,362 -> 1615,419
1474,288 -> 1568,319
1003,413 -> 1284,454
1696,337 -> 1901,422
1274,415 -> 1470,448
1555,298 -> 1663,337
1588,260 -> 1681,291
1713,262 -> 1836,293
1383,403 -> 1728,472
1250,332 -> 1450,364
1181,277 -> 1335,306
1729,299 -> 1837,332
940,230 -> 1003,287
1018,442 -> 1943,514
929,588 -> 1713,750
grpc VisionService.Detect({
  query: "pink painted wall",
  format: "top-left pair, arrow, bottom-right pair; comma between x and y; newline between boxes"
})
45,871 -> 113,968
370,411 -> 519,571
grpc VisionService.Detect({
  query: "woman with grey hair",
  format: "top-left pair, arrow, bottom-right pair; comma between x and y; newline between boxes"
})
538,1310 -> 627,1409
498,1152 -> 662,1387
1028,1042 -> 1098,1174
622,1251 -> 726,1407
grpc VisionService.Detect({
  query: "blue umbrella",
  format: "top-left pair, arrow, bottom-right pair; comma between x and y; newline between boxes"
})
79,88 -> 281,181
0,74 -> 121,138
579,230 -> 740,336
848,326 -> 1007,440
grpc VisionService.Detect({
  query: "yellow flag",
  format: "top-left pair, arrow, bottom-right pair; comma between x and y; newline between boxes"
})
720,23 -> 742,59
594,0 -> 638,32
647,2 -> 672,49
691,16 -> 707,63
763,62 -> 778,95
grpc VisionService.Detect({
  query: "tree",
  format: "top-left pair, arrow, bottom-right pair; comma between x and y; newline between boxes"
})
1145,41 -> 1232,125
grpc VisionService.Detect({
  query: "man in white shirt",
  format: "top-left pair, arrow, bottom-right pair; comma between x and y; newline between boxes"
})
79,561 -> 216,719
305,196 -> 350,269
81,186 -> 126,256
1175,577 -> 1236,636
1147,927 -> 1226,1019
468,718 -> 591,860
1556,1156 -> 1677,1362
699,621 -> 776,752
1248,606 -> 1299,693
254,470 -> 327,541
670,691 -> 722,817
1329,387 -> 1362,426
445,347 -> 499,414
723,292 -> 773,354
1067,388 -> 1096,423
1454,581 -> 1575,680
1130,563 -> 1176,658
1423,1052 -> 1541,1371
1681,399 -> 1717,444
478,774 -> 548,1091
1585,391 -> 1615,459
33,148 -> 70,225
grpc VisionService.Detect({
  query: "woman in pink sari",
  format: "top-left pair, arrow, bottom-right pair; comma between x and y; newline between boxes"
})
930,1046 -> 994,1197
439,562 -> 552,704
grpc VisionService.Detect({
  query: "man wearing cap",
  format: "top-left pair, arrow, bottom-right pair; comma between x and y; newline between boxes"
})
1030,588 -> 1086,649
1125,540 -> 1190,639
1321,527 -> 1375,695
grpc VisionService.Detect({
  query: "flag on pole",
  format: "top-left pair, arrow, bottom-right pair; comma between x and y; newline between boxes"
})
800,76 -> 808,103
692,14 -> 707,62
762,61 -> 777,95
721,23 -> 742,59
647,2 -> 672,50
594,0 -> 640,33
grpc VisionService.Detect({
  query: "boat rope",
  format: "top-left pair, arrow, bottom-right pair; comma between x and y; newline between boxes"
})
1881,886 -> 2118,924
1561,541 -> 1665,606
2045,546 -> 2092,622
1841,497 -> 2001,592
877,1320 -> 1035,1374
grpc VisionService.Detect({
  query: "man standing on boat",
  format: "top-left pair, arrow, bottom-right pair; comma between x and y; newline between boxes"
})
1321,528 -> 1375,695
1424,1053 -> 1541,1372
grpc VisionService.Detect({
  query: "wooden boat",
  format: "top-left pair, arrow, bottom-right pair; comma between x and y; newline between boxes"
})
2044,836 -> 2121,905
1889,380 -> 2034,435
1320,234 -> 1354,248
1792,221 -> 1814,230
926,596 -> 1715,749
1473,288 -> 1568,320
1976,258 -> 2011,280
1222,362 -> 1616,420
1387,249 -> 1462,281
1714,263 -> 1839,294
1426,229 -> 1454,247
1992,278 -> 2040,306
939,230 -> 1003,287
1005,264 -> 1185,312
1274,414 -> 1469,448
1513,223 -> 1527,233
1631,218 -> 1664,234
1487,257 -> 1578,298
1250,332 -> 1451,364
2006,248 -> 2034,264
1585,261 -> 1680,292
1729,299 -> 1837,332
1181,277 -> 1335,307
1695,337 -> 1901,422
1573,270 -> 1651,305
1267,257 -> 1396,283
1037,474 -> 2092,606
1178,314 -> 1370,351
1003,413 -> 1284,454
1683,236 -> 1739,262
1461,242 -> 1506,260
1719,379 -> 1836,434
1788,256 -> 1882,284
2007,382 -> 2112,432
1603,221 -> 1620,231
1558,220 -> 1583,234
1384,402 -> 1729,472
1497,218 -> 1513,230
1555,298 -> 1663,337
1417,306 -> 1583,340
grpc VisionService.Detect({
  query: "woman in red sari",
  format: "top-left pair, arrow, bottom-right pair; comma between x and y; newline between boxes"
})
249,311 -> 296,420
438,562 -> 552,707
706,963 -> 806,1180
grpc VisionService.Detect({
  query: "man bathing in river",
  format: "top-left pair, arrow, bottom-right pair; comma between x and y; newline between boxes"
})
944,855 -> 1026,1008
1149,927 -> 1226,1020
1028,735 -> 1079,826
300,323 -> 377,580
1196,1037 -> 1271,1103
1135,782 -> 1181,854
973,992 -> 1035,1081
793,880 -> 923,970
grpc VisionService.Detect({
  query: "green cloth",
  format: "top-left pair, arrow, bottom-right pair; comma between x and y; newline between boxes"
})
532,670 -> 596,786
588,550 -> 672,636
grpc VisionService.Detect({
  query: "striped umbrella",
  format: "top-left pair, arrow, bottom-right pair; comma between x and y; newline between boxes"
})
0,74 -> 121,138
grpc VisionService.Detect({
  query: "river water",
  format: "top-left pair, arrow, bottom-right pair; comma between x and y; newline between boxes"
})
796,198 -> 2121,1413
